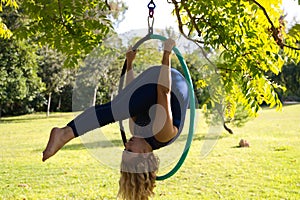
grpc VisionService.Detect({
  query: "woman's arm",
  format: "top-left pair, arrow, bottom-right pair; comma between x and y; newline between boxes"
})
152,39 -> 178,142
125,47 -> 136,86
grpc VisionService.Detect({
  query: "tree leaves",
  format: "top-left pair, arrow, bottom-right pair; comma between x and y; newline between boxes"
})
0,0 -> 18,38
171,0 -> 300,127
0,0 -> 18,12
15,0 -> 114,68
0,38 -> 45,115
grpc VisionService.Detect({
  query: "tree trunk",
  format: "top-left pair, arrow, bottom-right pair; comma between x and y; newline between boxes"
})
57,95 -> 61,111
216,104 -> 234,134
223,122 -> 234,134
47,92 -> 52,117
110,88 -> 115,101
92,86 -> 98,106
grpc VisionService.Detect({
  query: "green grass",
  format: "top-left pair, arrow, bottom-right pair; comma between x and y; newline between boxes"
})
1,105 -> 300,199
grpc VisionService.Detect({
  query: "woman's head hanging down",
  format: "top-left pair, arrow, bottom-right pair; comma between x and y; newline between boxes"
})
42,38 -> 190,200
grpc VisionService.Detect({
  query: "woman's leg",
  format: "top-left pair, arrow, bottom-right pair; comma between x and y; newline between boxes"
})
42,68 -> 161,161
43,102 -> 114,162
42,71 -> 188,161
42,126 -> 75,161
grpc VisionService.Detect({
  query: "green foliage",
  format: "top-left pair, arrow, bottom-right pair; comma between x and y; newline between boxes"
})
286,23 -> 300,60
287,24 -> 300,42
37,46 -> 74,115
0,1 -> 126,115
171,0 -> 300,130
16,0 -> 113,67
37,46 -> 71,94
74,39 -> 123,110
0,0 -> 18,11
270,61 -> 300,101
0,38 -> 45,116
0,0 -> 17,38
1,0 -> 127,68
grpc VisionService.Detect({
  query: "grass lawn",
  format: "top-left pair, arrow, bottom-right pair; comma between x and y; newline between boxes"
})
0,105 -> 300,199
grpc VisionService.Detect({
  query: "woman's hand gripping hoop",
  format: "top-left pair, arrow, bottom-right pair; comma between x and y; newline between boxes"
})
164,38 -> 176,53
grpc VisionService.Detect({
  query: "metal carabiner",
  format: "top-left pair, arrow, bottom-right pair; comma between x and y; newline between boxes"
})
148,16 -> 154,34
147,0 -> 156,18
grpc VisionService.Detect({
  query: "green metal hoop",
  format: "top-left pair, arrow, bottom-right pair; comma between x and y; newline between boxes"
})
119,34 -> 196,180
149,34 -> 196,180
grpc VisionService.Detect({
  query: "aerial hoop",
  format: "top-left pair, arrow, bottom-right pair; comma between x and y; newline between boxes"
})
118,34 -> 196,181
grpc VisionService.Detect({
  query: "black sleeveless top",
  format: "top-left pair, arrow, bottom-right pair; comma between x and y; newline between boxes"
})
133,113 -> 181,150
132,67 -> 189,150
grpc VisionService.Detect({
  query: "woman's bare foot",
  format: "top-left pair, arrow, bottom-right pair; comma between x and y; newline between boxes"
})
42,126 -> 75,162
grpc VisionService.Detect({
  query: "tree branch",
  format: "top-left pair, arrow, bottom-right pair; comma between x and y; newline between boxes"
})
283,43 -> 300,50
171,0 -> 205,43
250,0 -> 300,50
171,0 -> 299,51
181,1 -> 203,38
57,0 -> 76,35
171,0 -> 220,73
58,0 -> 64,23
172,0 -> 187,39
174,0 -> 229,50
105,0 -> 111,10
216,103 -> 234,134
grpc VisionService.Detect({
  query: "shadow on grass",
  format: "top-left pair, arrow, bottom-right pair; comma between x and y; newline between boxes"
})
0,114 -> 71,124
35,139 -> 124,153
282,101 -> 300,106
231,146 -> 244,148
62,135 -> 228,150
1,117 -> 47,123
65,139 -> 123,150
35,131 -> 230,153
192,133 -> 230,141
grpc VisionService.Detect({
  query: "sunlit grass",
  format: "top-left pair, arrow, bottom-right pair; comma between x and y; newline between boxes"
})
0,105 -> 299,199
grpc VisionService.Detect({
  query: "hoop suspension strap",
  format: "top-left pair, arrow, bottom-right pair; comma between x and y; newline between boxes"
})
118,59 -> 128,147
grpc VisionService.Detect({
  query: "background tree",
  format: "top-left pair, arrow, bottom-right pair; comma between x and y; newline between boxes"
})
0,39 -> 45,117
0,1 -> 127,116
0,5 -> 45,117
37,46 -> 72,116
73,41 -> 122,110
271,61 -> 300,101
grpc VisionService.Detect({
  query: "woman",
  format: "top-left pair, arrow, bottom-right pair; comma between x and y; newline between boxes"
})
42,39 -> 190,200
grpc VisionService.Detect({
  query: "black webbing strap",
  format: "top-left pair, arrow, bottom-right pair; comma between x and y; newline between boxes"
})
118,59 -> 128,146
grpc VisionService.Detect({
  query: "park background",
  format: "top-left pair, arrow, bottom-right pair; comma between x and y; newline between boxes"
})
1,0 -> 300,199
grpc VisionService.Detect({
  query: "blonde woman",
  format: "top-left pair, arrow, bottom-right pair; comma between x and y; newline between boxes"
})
42,39 -> 189,199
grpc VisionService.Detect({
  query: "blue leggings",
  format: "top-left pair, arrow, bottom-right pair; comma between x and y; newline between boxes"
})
67,66 -> 189,138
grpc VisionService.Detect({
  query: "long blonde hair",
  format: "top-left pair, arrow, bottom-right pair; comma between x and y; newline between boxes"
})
118,151 -> 159,200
